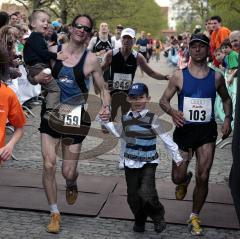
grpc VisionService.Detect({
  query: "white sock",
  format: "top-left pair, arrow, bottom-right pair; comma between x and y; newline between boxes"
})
190,213 -> 198,219
50,204 -> 59,214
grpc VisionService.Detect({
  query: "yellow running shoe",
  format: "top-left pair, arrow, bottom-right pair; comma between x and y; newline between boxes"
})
175,172 -> 192,200
188,215 -> 203,236
47,213 -> 61,233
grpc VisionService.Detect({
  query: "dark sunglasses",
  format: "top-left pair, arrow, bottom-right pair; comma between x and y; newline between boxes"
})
73,23 -> 92,33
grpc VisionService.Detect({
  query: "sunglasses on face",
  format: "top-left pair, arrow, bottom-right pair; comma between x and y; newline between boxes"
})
73,23 -> 92,33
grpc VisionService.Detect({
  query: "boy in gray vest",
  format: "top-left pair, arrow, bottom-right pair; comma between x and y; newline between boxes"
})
97,82 -> 183,233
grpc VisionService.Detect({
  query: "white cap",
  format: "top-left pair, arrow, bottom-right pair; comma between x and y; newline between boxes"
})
121,28 -> 135,38
195,25 -> 201,29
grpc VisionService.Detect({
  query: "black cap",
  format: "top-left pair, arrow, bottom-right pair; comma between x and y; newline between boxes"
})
189,33 -> 209,46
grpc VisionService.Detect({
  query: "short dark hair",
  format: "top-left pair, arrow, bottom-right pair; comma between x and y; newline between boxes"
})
13,11 -> 21,16
211,16 -> 222,23
220,38 -> 232,49
71,14 -> 94,31
0,11 -> 9,29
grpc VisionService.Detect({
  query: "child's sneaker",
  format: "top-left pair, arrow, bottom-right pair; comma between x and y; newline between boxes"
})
44,109 -> 62,123
153,217 -> 166,233
133,223 -> 145,233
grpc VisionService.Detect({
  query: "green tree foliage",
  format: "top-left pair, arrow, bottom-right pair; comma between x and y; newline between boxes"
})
15,0 -> 167,37
91,0 -> 167,37
209,0 -> 240,30
174,0 -> 208,33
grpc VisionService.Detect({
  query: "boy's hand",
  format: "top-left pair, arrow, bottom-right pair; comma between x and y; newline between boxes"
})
57,51 -> 68,61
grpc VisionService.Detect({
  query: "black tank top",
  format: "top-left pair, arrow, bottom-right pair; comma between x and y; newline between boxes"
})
93,35 -> 113,53
109,48 -> 138,93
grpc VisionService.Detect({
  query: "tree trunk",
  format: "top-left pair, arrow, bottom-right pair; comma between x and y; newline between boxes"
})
60,9 -> 68,24
230,53 -> 240,225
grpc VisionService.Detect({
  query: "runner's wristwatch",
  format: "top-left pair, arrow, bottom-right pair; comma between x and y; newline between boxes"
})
225,114 -> 233,121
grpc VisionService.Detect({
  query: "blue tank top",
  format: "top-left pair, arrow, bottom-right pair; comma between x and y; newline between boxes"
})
178,67 -> 216,124
57,66 -> 90,104
52,47 -> 90,105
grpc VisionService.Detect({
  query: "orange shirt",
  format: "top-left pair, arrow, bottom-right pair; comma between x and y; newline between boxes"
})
0,83 -> 26,148
210,26 -> 231,54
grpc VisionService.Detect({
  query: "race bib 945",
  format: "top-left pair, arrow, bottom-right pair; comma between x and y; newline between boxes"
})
183,97 -> 212,123
113,73 -> 131,90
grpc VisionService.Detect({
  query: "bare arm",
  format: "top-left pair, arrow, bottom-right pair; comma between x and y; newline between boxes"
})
87,37 -> 97,51
101,50 -> 112,72
137,53 -> 169,80
0,127 -> 24,162
90,53 -> 111,121
159,70 -> 184,127
215,72 -> 232,139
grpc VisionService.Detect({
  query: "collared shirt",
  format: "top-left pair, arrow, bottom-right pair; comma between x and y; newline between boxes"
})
98,108 -> 183,169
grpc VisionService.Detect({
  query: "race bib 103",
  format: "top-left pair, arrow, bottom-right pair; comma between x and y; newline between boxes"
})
183,97 -> 212,123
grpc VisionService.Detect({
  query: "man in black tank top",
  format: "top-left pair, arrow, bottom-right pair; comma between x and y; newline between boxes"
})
32,14 -> 111,234
102,27 -> 169,121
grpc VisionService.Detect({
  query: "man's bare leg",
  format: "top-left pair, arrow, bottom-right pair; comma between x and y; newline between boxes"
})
41,133 -> 60,205
193,142 -> 215,214
188,142 -> 215,236
172,149 -> 191,185
62,141 -> 81,204
41,133 -> 61,233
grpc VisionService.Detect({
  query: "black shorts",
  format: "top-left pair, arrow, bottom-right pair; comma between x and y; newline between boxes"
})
39,104 -> 91,145
173,121 -> 218,152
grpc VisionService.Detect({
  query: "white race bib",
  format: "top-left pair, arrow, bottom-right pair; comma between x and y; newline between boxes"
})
62,105 -> 82,127
139,46 -> 147,52
113,73 -> 131,90
183,97 -> 212,123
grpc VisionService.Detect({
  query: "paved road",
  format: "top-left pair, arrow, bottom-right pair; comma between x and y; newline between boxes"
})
1,54 -> 239,239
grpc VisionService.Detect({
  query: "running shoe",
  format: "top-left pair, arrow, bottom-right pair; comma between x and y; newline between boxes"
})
175,171 -> 193,200
66,183 -> 78,205
188,215 -> 203,236
47,213 -> 61,233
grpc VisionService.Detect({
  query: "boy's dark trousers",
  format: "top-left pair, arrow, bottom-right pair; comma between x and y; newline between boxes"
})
124,163 -> 165,226
26,63 -> 60,110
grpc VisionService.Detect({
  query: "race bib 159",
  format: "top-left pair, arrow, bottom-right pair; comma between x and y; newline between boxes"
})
63,105 -> 82,127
